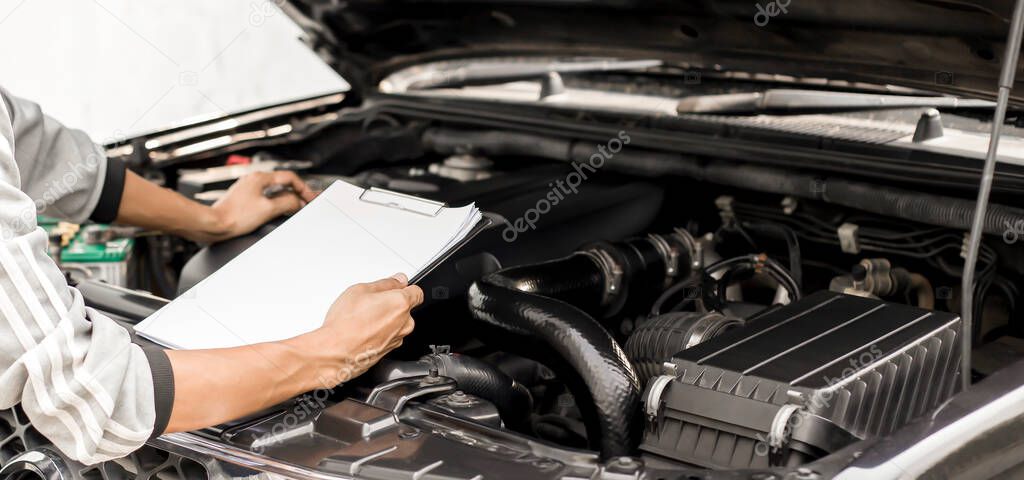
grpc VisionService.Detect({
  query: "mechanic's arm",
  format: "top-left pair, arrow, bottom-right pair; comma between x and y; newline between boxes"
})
115,169 -> 317,243
0,90 -> 168,466
2,85 -> 316,244
163,275 -> 420,432
0,165 -> 417,461
0,88 -> 420,464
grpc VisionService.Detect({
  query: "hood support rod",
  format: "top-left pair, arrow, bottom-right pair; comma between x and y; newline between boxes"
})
961,0 -> 1024,391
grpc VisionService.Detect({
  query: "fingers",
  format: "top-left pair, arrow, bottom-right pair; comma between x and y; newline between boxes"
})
271,170 -> 318,202
269,192 -> 304,215
399,285 -> 424,307
386,337 -> 404,351
399,316 -> 415,336
357,275 -> 407,294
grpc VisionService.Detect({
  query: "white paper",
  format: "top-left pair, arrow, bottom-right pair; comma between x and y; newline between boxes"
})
134,180 -> 481,350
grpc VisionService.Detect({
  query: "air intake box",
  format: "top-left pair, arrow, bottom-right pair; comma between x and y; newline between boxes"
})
640,291 -> 962,469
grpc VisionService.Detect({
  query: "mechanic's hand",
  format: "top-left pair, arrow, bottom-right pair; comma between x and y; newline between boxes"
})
315,273 -> 422,384
208,171 -> 318,241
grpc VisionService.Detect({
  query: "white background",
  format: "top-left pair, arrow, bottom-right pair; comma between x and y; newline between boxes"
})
0,0 -> 347,142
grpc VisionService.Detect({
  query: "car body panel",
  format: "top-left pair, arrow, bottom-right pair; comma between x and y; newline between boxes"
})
282,0 -> 1024,103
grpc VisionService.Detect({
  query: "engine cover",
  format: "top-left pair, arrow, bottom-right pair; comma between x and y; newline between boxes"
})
640,291 -> 962,469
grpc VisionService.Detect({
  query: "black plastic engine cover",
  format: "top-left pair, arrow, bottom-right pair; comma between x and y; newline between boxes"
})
641,291 -> 962,469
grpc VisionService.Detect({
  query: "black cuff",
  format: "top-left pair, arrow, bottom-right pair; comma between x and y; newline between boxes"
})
89,157 -> 127,223
142,346 -> 175,439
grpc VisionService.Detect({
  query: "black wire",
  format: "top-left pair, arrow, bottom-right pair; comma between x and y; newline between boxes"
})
764,257 -> 802,300
730,199 -> 1013,348
650,274 -> 701,316
993,275 -> 1020,312
735,203 -> 986,269
695,255 -> 802,312
734,204 -> 960,251
740,221 -> 803,290
651,256 -> 758,316
143,236 -> 175,298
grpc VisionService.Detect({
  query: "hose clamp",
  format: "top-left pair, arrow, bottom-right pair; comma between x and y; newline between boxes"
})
644,374 -> 675,432
0,448 -> 72,480
582,248 -> 624,306
647,234 -> 679,279
671,227 -> 702,271
767,404 -> 803,466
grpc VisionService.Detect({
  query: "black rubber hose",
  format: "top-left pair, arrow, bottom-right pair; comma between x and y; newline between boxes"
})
626,311 -> 741,383
422,128 -> 1024,235
822,178 -> 1024,236
468,280 -> 641,459
371,353 -> 533,431
482,254 -> 606,316
665,157 -> 1024,236
463,236 -> 690,457
706,163 -> 1024,237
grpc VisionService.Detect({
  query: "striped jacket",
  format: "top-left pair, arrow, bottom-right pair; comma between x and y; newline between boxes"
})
0,87 -> 173,465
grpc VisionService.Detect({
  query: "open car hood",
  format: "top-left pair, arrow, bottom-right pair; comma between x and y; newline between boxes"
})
282,0 -> 1024,104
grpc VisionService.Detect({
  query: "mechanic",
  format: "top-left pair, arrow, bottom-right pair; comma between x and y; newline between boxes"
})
0,87 -> 422,464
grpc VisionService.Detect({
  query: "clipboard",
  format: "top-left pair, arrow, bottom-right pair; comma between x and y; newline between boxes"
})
359,187 -> 447,217
410,214 -> 493,284
356,186 -> 492,284
135,180 -> 488,350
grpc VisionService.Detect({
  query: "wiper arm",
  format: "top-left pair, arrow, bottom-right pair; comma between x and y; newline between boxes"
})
676,89 -> 995,114
405,59 -> 662,90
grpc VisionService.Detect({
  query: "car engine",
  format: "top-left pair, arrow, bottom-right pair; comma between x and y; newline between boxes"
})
5,110 -> 1023,480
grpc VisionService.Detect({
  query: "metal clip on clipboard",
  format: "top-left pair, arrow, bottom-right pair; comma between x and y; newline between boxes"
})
358,185 -> 493,284
358,187 -> 447,216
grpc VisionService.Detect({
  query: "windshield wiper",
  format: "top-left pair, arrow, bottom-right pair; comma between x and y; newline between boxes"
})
404,59 -> 662,90
676,89 -> 995,115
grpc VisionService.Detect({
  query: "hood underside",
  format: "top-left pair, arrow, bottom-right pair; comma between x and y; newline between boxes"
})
283,0 -> 1024,104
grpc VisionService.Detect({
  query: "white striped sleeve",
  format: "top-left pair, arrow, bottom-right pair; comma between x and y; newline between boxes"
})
0,92 -> 170,465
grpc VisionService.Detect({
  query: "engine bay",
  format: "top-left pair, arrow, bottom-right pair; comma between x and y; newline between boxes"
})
33,111 -> 1024,478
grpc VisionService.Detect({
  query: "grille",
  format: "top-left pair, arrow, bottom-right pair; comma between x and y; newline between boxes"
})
678,113 -> 915,144
0,406 -> 49,465
0,406 -> 216,480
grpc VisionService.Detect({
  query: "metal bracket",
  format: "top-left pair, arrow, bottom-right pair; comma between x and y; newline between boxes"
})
429,344 -> 451,355
366,374 -> 457,417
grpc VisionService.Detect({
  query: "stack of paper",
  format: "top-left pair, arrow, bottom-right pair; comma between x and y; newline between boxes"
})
134,180 -> 484,350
